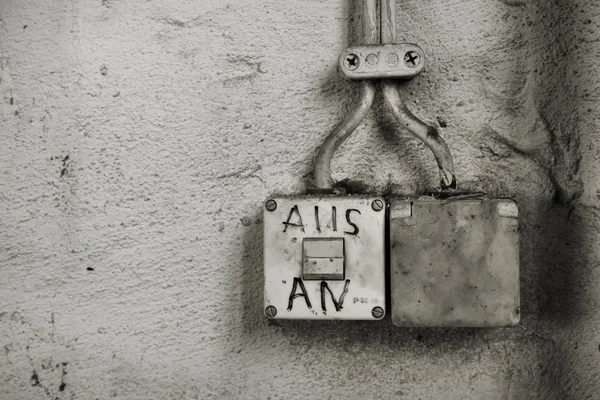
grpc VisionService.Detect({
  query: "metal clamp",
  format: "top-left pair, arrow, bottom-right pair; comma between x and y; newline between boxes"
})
314,0 -> 456,192
339,44 -> 425,80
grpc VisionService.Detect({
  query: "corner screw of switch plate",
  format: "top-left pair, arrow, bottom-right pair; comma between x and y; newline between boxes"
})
265,306 -> 277,319
404,51 -> 420,68
371,199 -> 384,212
372,306 -> 384,319
343,53 -> 359,70
265,199 -> 277,212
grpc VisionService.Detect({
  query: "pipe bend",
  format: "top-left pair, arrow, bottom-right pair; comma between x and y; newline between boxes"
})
382,81 -> 457,190
314,81 -> 376,189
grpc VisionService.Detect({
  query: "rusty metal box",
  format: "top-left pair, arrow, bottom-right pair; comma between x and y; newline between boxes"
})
263,196 -> 386,320
390,197 -> 520,327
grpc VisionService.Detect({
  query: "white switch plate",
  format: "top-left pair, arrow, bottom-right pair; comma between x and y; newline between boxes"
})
263,196 -> 386,320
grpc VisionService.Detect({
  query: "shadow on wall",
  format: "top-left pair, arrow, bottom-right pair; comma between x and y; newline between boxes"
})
527,1 -> 593,397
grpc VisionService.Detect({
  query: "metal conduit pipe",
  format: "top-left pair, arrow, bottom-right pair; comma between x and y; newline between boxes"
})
314,0 -> 378,190
380,0 -> 456,189
315,0 -> 457,190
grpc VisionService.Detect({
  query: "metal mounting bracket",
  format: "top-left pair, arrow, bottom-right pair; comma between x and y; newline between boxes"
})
339,44 -> 425,80
314,0 -> 455,191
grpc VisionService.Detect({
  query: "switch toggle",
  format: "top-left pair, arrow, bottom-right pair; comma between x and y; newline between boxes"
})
303,238 -> 345,280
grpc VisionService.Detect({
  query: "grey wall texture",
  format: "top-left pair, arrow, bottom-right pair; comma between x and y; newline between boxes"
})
1,0 -> 600,398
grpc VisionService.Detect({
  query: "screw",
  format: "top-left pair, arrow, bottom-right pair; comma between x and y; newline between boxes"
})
365,53 -> 378,67
371,199 -> 384,212
372,306 -> 384,319
385,53 -> 399,67
265,199 -> 277,212
404,51 -> 420,68
265,306 -> 277,319
343,54 -> 359,70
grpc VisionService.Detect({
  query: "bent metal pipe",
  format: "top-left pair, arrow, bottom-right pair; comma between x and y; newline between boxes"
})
314,0 -> 457,191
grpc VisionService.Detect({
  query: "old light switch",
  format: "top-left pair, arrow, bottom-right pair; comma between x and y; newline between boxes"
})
263,196 -> 386,320
303,238 -> 345,280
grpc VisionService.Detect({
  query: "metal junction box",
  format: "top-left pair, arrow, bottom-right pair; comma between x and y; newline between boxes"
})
390,197 -> 520,327
263,196 -> 386,320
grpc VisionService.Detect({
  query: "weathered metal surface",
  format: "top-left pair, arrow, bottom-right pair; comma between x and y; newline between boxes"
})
390,198 -> 520,327
339,44 -> 425,80
264,196 -> 386,320
313,81 -> 376,189
380,0 -> 396,44
383,83 -> 456,190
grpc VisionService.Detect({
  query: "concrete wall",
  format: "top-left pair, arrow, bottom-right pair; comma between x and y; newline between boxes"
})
1,0 -> 599,398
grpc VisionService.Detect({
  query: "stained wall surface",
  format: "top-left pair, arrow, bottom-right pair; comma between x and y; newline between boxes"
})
1,0 -> 600,399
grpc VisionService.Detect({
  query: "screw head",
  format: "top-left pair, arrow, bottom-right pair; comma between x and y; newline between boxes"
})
385,53 -> 399,67
371,199 -> 384,212
265,199 -> 277,212
343,54 -> 359,70
404,51 -> 420,68
372,306 -> 384,319
365,53 -> 378,67
265,306 -> 277,319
